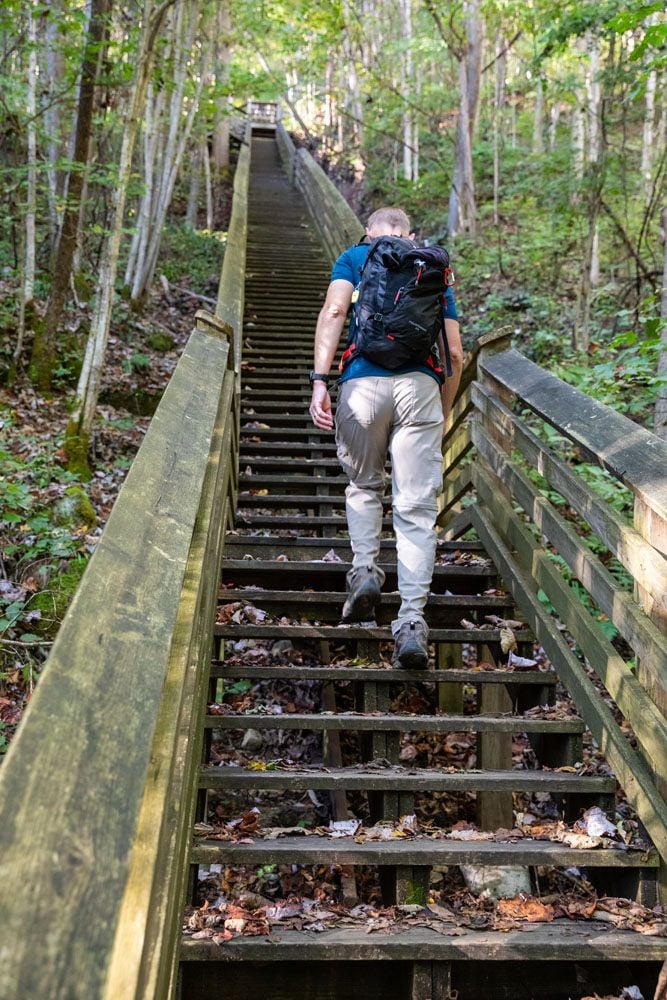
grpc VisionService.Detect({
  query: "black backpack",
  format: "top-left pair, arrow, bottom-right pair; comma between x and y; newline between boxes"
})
340,236 -> 454,376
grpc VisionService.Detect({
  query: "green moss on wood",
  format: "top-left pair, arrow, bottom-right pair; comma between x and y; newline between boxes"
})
51,486 -> 97,530
30,556 -> 89,638
64,420 -> 92,480
147,332 -> 175,353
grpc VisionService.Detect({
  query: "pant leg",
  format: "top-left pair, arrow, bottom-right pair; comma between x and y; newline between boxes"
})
388,373 -> 444,633
335,377 -> 393,584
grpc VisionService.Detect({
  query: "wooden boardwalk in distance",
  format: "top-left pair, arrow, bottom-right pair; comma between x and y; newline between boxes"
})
0,110 -> 666,1000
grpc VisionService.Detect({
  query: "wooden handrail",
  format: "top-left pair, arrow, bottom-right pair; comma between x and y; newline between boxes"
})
276,122 -> 363,261
0,129 -> 251,999
458,339 -> 667,878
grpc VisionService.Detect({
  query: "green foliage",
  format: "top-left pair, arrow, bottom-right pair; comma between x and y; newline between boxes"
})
122,352 -> 152,374
157,223 -> 225,290
224,679 -> 253,695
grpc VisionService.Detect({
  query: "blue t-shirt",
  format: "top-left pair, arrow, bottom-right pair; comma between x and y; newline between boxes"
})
331,242 -> 458,385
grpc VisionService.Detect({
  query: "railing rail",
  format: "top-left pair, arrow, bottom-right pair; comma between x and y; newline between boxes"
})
276,122 -> 363,260
0,128 -> 251,1000
440,333 -> 667,876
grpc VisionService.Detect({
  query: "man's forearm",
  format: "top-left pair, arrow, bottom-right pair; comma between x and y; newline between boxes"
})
439,318 -> 464,422
314,308 -> 346,373
441,361 -> 463,422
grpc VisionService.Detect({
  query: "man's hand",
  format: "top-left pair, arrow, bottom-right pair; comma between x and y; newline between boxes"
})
309,381 -> 334,430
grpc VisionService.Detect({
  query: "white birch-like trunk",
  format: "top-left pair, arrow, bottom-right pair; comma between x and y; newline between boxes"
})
401,0 -> 413,182
69,0 -> 177,449
532,76 -> 544,154
16,2 -> 38,361
572,103 -> 585,182
447,0 -> 481,237
129,2 -> 210,300
586,33 -> 601,287
186,144 -> 201,228
124,81 -> 163,287
203,140 -> 213,230
493,42 -> 506,227
641,67 -> 657,202
654,206 -> 667,438
43,1 -> 66,246
657,76 -> 666,162
212,0 -> 231,171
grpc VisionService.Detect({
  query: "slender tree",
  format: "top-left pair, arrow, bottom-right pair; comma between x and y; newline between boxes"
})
30,0 -> 110,392
65,0 -> 180,475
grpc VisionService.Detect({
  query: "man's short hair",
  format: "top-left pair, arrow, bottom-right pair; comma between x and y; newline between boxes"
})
367,207 -> 411,233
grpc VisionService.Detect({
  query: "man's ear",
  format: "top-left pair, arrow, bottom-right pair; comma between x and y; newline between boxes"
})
365,227 -> 373,238
408,232 -> 415,240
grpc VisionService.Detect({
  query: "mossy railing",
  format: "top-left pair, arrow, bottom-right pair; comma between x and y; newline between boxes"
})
0,126 -> 251,999
440,331 -> 667,885
276,122 -> 363,261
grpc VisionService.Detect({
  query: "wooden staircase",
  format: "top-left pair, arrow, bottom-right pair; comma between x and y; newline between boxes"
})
179,133 -> 665,1000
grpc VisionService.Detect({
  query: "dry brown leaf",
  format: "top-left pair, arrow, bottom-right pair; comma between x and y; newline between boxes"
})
496,896 -> 555,922
500,627 -> 517,654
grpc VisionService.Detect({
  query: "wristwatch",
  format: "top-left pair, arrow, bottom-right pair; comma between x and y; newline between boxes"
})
309,371 -> 330,384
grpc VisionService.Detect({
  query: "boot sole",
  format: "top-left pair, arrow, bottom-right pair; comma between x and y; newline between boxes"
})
394,641 -> 428,670
341,579 -> 381,623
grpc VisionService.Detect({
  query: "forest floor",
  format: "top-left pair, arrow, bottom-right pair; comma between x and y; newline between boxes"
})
0,222 -> 225,754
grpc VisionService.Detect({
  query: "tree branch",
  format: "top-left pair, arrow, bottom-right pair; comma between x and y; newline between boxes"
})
481,31 -> 523,74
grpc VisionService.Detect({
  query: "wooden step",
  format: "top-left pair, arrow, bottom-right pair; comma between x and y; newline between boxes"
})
216,587 -> 515,625
223,537 -> 486,559
191,836 -> 657,869
220,560 -> 497,594
210,663 -> 554,685
214,624 -> 512,644
204,712 -> 582,734
200,766 -> 615,795
181,923 -> 667,963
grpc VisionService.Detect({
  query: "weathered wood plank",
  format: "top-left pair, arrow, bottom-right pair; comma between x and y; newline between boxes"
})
201,766 -> 615,793
205,712 -> 583,734
210,663 -> 555,684
469,496 -> 667,864
180,922 -> 667,962
214,624 -> 516,643
191,836 -> 658,867
471,380 -> 667,633
478,348 -> 667,555
0,328 -> 235,1000
472,451 -> 667,777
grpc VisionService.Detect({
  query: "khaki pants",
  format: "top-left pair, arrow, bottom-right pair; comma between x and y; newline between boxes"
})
335,373 -> 444,635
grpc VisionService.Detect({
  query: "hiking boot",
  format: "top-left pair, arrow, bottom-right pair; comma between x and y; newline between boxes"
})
393,620 -> 429,669
341,566 -> 381,623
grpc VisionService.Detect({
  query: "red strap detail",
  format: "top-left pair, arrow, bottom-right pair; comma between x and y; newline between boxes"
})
426,353 -> 443,374
339,343 -> 356,372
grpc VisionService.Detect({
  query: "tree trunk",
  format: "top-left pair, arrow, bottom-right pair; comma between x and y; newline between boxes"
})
186,144 -> 201,228
641,51 -> 657,202
203,139 -> 213,231
30,0 -> 109,392
654,205 -> 667,439
493,40 -> 506,227
572,103 -> 585,184
532,76 -> 544,154
14,2 -> 38,369
42,0 -> 66,249
128,1 -> 210,302
401,0 -> 413,182
447,0 -> 481,237
574,33 -> 607,350
65,0 -> 179,476
211,0 -> 231,173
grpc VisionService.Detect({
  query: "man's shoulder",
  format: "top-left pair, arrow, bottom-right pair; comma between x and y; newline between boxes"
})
331,242 -> 369,283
